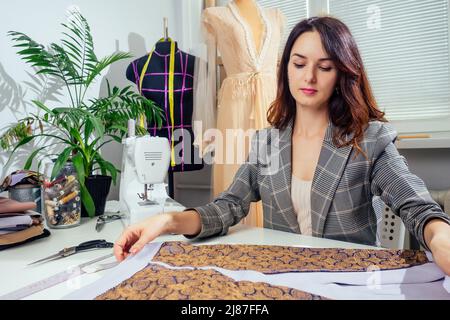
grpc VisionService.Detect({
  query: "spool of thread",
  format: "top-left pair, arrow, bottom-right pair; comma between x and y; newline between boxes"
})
59,190 -> 79,205
46,205 -> 55,217
46,176 -> 66,188
45,200 -> 58,207
66,175 -> 76,184
56,185 -> 78,200
60,179 -> 77,195
55,213 -> 63,224
45,188 -> 60,199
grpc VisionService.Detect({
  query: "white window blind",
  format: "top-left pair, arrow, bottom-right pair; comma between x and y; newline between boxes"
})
258,0 -> 308,54
329,0 -> 450,133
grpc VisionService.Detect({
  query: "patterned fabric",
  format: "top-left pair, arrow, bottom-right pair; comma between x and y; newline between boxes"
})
95,263 -> 325,300
0,170 -> 44,192
187,120 -> 450,250
153,242 -> 429,274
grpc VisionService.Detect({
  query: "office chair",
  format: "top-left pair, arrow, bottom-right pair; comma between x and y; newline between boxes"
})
378,205 -> 407,249
373,196 -> 407,249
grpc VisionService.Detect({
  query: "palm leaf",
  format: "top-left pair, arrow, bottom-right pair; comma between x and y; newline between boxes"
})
0,121 -> 33,150
84,52 -> 132,88
7,31 -> 61,77
24,146 -> 48,170
49,43 -> 81,85
32,99 -> 54,115
79,183 -> 95,217
50,146 -> 73,180
61,10 -> 97,84
94,155 -> 118,185
73,152 -> 95,217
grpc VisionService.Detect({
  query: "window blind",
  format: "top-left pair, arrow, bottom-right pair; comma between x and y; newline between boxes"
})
258,0 -> 308,54
329,0 -> 450,131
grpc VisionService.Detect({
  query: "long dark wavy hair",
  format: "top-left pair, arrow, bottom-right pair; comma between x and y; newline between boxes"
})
267,16 -> 386,158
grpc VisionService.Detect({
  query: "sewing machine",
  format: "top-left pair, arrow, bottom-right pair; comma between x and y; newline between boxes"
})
119,120 -> 183,225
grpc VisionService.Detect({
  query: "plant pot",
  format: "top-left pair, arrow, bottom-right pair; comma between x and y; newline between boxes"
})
81,175 -> 112,217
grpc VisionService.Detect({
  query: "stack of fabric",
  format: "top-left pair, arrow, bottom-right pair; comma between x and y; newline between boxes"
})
0,170 -> 44,193
0,197 -> 50,251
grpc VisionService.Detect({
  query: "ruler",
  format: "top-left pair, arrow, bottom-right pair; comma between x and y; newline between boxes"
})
0,253 -> 114,300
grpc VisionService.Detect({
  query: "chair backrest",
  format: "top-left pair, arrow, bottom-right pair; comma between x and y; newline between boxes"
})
378,205 -> 406,249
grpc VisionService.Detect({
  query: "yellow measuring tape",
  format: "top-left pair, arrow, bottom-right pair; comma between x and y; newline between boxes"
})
139,37 -> 176,167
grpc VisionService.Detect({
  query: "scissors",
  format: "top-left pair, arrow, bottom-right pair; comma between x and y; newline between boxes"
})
28,239 -> 114,265
95,214 -> 124,232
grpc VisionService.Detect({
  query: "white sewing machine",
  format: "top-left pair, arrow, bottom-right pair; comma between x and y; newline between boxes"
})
119,120 -> 184,225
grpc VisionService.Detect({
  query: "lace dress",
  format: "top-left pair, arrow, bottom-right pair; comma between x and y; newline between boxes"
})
200,2 -> 285,227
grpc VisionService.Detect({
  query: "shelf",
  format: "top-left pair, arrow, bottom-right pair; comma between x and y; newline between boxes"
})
395,132 -> 450,149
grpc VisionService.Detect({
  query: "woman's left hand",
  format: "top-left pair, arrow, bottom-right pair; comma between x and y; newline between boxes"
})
425,219 -> 450,276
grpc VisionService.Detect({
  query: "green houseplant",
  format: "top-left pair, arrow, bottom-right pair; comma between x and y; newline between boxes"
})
0,10 -> 164,217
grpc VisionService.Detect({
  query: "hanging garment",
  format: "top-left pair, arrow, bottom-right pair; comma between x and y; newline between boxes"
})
200,2 -> 285,227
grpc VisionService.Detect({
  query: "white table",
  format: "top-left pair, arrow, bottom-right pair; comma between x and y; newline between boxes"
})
0,207 -> 378,300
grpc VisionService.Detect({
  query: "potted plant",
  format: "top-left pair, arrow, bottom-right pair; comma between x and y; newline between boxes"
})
0,10 -> 164,218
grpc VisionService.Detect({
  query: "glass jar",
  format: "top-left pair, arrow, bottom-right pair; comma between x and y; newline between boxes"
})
9,186 -> 43,214
43,161 -> 81,228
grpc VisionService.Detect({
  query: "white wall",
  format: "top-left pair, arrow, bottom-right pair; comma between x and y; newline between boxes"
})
0,0 -> 190,200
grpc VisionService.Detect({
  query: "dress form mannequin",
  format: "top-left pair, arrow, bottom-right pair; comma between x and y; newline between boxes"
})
201,1 -> 285,227
233,0 -> 264,54
126,39 -> 204,197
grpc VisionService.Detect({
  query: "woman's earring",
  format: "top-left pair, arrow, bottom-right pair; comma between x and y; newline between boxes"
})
335,87 -> 340,95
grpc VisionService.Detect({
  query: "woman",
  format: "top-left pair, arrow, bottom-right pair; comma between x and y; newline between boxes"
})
114,17 -> 450,275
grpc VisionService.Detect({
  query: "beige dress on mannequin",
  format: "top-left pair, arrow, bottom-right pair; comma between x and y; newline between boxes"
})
201,1 -> 285,227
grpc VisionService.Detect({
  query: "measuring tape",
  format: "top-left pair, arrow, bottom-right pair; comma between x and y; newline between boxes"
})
0,253 -> 114,300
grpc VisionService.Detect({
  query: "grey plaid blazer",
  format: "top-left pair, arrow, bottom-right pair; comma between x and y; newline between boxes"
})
189,120 -> 450,249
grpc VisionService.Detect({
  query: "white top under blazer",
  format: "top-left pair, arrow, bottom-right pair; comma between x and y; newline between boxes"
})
291,175 -> 313,236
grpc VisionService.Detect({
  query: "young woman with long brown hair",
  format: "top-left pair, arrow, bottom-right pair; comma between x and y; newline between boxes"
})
114,17 -> 450,275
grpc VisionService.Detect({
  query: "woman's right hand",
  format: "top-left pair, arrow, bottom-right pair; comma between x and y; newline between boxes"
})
113,213 -> 173,262
113,210 -> 201,262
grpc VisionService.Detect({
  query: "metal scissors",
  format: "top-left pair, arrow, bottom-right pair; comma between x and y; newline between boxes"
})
95,214 -> 124,232
28,239 -> 114,265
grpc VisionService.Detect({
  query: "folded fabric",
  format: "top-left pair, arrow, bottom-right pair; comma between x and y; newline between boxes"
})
0,197 -> 36,214
0,210 -> 42,218
0,225 -> 32,235
0,170 -> 44,192
0,224 -> 44,245
0,226 -> 50,251
0,207 -> 49,250
0,215 -> 33,229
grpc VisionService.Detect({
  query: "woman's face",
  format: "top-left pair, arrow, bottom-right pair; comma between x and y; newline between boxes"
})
287,30 -> 338,111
